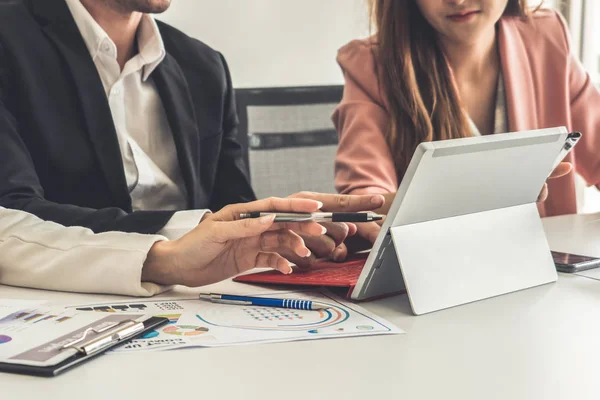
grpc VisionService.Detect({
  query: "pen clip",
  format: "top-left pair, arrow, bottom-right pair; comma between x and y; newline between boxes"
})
61,319 -> 145,356
210,299 -> 253,306
198,294 -> 252,306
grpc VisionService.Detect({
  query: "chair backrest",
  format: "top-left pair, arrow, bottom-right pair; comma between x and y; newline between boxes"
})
235,86 -> 343,199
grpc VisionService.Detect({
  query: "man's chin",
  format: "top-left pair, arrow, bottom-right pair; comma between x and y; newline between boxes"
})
139,0 -> 172,14
114,0 -> 172,14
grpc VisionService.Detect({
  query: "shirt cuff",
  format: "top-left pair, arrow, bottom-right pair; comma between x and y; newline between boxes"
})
158,210 -> 210,240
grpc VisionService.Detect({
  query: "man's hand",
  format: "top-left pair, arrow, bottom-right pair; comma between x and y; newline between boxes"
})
141,197 -> 324,287
537,162 -> 572,203
284,192 -> 385,266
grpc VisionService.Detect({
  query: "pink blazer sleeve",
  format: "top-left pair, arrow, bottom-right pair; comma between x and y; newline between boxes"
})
558,16 -> 600,187
332,40 -> 398,195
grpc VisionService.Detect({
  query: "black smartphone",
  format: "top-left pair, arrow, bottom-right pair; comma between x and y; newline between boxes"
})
551,251 -> 600,273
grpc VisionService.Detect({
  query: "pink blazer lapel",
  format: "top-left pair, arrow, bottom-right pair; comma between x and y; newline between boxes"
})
498,19 -> 538,132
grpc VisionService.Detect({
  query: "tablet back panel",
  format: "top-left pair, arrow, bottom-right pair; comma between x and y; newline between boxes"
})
390,203 -> 557,315
390,128 -> 567,227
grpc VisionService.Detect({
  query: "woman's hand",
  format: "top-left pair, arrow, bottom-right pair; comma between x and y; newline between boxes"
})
538,162 -> 573,202
284,192 -> 385,265
141,197 -> 323,287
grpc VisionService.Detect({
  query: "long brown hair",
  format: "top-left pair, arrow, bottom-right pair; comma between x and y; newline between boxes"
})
369,0 -> 535,179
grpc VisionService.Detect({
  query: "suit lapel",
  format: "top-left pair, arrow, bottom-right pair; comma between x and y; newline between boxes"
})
31,0 -> 132,210
498,19 -> 538,132
152,54 -> 200,207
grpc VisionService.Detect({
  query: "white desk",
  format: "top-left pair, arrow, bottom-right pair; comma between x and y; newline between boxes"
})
543,212 -> 600,281
543,212 -> 600,257
2,215 -> 600,400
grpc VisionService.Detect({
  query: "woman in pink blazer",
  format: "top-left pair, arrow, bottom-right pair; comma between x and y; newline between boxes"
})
333,0 -> 600,217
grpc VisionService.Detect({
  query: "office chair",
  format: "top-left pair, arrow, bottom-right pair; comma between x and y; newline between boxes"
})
235,85 -> 344,199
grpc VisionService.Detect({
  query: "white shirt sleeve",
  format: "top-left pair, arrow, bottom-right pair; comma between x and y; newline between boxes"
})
0,207 -> 170,297
158,210 -> 209,240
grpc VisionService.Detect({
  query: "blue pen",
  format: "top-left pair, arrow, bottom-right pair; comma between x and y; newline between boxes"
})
198,293 -> 328,311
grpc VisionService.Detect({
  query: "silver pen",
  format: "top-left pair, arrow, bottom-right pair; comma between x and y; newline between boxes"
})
239,212 -> 383,223
550,132 -> 581,175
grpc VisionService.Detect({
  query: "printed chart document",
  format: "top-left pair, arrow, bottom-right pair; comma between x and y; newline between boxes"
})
0,299 -> 47,321
68,290 -> 404,352
0,300 -> 147,367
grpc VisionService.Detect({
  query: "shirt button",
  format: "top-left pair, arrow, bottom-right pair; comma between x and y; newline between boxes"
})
102,43 -> 111,53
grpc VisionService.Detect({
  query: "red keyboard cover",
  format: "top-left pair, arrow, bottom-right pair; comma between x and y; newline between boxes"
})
233,253 -> 369,298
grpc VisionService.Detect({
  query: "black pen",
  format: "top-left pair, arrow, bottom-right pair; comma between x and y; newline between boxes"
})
550,132 -> 581,172
546,131 -> 581,180
239,212 -> 383,223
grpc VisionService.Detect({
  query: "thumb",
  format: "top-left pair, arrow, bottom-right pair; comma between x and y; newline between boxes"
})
212,214 -> 275,242
549,162 -> 573,180
358,222 -> 381,244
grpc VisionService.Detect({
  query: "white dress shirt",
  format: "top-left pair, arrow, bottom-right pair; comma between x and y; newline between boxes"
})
0,207 -> 168,296
65,0 -> 207,239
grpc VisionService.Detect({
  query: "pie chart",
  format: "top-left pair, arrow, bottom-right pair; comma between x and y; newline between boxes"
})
0,335 -> 12,344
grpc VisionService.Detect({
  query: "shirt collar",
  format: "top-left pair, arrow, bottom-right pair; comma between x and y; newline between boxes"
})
64,0 -> 166,81
136,13 -> 166,81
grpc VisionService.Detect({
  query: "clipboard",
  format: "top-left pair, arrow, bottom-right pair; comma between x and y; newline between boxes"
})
0,316 -> 168,377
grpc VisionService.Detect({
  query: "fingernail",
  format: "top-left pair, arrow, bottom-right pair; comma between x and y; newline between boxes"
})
320,225 -> 327,235
372,195 -> 384,205
259,215 -> 275,224
333,247 -> 344,261
316,201 -> 324,210
302,248 -> 311,258
284,265 -> 293,275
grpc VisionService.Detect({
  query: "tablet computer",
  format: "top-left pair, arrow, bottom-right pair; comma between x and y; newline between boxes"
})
350,127 -> 570,313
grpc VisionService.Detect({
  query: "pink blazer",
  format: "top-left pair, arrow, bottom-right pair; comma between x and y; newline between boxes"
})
333,10 -> 600,217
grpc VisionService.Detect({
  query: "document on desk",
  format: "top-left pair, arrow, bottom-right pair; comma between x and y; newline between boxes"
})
0,299 -> 147,367
67,290 -> 403,352
0,299 -> 47,321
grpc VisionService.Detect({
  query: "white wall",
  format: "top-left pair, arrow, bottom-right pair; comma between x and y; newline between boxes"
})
159,1 -> 562,88
159,0 -> 370,88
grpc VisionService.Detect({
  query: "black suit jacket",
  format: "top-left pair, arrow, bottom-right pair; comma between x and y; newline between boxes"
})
0,0 -> 255,234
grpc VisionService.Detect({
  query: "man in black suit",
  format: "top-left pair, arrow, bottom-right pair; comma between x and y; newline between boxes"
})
0,0 -> 383,264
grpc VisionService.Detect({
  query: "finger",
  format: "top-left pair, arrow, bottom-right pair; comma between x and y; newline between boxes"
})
277,248 -> 317,268
320,222 -> 349,247
271,221 -> 325,237
255,252 -> 293,274
347,223 -> 358,237
210,215 -> 276,242
548,162 -> 573,180
288,192 -> 385,212
213,197 -> 322,221
301,233 -> 337,259
261,230 -> 311,258
331,243 -> 349,262
537,183 -> 549,203
356,222 -> 381,245
339,223 -> 381,255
